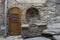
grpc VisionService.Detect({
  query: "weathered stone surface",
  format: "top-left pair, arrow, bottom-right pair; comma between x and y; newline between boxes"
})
0,0 -> 59,26
7,0 -> 58,25
56,0 -> 60,3
0,1 -> 4,25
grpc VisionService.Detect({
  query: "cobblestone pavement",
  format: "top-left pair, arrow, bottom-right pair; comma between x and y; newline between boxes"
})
0,37 -> 5,40
0,35 -> 60,40
6,35 -> 23,40
0,35 -> 23,40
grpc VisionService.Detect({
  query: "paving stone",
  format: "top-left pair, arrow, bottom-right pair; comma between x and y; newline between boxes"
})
6,35 -> 23,40
0,37 -> 5,40
0,30 -> 5,36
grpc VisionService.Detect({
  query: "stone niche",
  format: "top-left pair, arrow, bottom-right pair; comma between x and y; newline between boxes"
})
26,7 -> 40,23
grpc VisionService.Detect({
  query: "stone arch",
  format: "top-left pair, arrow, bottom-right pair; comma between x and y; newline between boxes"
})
26,7 -> 40,23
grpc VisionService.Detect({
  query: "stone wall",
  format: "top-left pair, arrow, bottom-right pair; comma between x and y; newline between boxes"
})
0,0 -> 60,36
39,0 -> 56,24
0,0 -> 59,25
0,0 -> 4,25
7,0 -> 47,24
7,0 -> 60,25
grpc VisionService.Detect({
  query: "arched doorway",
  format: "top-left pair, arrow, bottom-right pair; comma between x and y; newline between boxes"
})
26,7 -> 40,23
8,7 -> 21,35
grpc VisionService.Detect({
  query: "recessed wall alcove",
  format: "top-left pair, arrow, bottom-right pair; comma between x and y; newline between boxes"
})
26,7 -> 40,23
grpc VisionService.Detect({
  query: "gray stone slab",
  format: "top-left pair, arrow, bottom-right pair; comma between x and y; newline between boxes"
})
25,37 -> 51,40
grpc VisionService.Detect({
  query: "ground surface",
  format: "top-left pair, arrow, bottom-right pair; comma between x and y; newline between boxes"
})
0,35 -> 23,40
0,35 -> 60,40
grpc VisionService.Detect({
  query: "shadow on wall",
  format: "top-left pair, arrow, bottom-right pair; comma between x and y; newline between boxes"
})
26,7 -> 40,23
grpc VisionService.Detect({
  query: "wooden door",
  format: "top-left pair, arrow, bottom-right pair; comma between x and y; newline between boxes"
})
8,7 -> 21,35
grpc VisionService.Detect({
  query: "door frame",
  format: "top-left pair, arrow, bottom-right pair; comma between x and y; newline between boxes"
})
7,7 -> 22,35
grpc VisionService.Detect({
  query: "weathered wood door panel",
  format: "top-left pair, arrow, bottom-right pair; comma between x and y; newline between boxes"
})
8,7 -> 21,35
